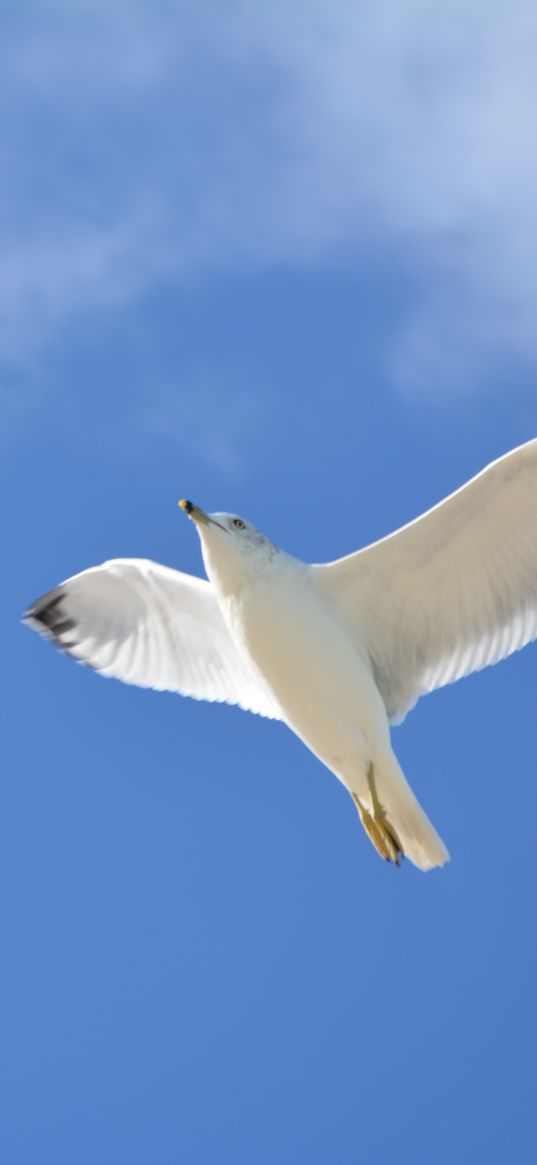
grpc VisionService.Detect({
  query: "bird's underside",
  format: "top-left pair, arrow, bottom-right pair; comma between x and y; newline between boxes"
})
24,437 -> 537,871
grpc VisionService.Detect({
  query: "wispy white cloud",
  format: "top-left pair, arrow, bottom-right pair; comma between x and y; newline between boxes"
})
2,1 -> 537,392
138,366 -> 275,482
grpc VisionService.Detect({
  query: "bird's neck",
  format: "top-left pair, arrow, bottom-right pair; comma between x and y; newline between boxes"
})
200,542 -> 256,601
201,540 -> 301,604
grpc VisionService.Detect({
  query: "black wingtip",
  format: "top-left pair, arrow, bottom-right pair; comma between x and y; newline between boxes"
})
23,587 -> 74,644
25,591 -> 62,628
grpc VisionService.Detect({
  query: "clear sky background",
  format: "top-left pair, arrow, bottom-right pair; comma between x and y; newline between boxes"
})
3,3 -> 537,1163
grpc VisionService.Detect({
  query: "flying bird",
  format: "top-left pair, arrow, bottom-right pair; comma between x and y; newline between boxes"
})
24,439 -> 537,871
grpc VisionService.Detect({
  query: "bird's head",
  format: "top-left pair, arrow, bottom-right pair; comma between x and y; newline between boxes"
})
178,499 -> 279,594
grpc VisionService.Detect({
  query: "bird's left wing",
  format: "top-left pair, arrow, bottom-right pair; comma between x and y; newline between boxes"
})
314,439 -> 537,724
25,558 -> 280,719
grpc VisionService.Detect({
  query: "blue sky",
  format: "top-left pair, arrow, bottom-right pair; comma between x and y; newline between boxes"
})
3,3 -> 537,1162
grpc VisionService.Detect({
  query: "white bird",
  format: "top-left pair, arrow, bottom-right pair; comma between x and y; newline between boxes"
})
24,439 -> 537,871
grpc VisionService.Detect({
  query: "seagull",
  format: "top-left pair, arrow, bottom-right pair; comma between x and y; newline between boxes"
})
24,439 -> 537,871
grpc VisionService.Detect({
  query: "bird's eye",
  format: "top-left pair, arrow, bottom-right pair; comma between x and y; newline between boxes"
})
232,518 -> 246,530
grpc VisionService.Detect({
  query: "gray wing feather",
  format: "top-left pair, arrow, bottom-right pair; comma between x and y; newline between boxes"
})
315,439 -> 537,723
25,558 -> 280,720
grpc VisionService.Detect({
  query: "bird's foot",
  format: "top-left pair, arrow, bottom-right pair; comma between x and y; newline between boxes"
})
353,764 -> 404,866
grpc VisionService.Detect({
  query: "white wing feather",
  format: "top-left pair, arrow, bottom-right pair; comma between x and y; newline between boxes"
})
25,558 -> 280,720
314,439 -> 537,724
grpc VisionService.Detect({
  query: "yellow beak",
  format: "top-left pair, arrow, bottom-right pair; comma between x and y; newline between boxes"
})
178,500 -> 227,533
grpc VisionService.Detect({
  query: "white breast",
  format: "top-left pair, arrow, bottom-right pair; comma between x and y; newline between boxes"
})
220,561 -> 389,765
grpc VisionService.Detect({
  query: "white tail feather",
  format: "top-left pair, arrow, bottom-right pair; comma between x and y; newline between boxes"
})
375,750 -> 450,872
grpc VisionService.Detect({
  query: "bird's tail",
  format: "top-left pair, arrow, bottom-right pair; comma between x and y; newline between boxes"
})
373,748 -> 450,872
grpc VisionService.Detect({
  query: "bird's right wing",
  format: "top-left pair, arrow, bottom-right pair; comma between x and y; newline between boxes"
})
314,439 -> 537,724
24,558 -> 281,720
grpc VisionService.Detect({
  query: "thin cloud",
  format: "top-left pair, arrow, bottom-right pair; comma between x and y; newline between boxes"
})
2,2 -> 537,391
